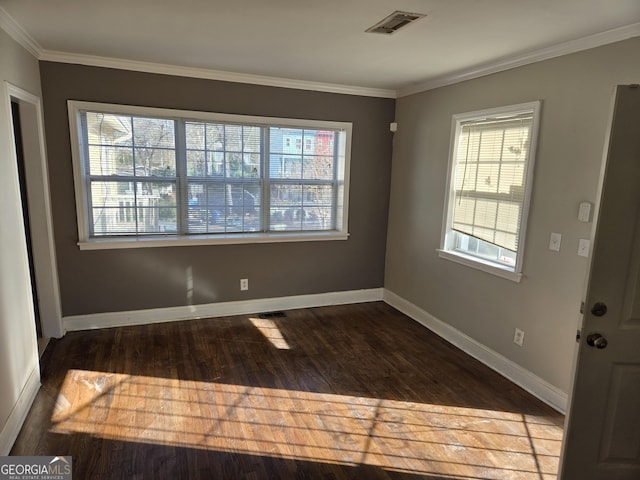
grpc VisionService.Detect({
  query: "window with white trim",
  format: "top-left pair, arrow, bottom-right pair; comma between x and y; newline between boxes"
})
68,101 -> 351,248
439,101 -> 541,280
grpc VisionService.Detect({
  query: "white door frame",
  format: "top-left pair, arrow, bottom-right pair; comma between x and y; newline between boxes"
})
5,81 -> 63,338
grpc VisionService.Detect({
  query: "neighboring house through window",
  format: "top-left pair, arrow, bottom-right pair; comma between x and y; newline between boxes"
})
68,101 -> 351,249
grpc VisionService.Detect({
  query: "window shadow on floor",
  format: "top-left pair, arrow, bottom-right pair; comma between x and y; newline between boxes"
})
13,303 -> 563,479
14,431 -> 546,480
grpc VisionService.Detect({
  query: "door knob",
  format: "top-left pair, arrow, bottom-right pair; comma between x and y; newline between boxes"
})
591,302 -> 607,316
586,333 -> 608,349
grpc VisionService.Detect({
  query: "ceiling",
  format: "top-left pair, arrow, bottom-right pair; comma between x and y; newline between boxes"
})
1,0 -> 639,97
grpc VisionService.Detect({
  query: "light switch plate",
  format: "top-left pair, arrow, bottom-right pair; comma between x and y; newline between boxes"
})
578,202 -> 592,222
549,232 -> 562,252
578,239 -> 590,257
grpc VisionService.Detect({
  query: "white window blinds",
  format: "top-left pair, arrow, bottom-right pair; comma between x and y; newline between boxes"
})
452,113 -> 534,252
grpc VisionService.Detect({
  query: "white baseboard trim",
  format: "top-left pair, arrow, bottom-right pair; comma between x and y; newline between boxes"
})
383,289 -> 568,414
0,366 -> 40,455
63,288 -> 385,332
62,287 -> 566,412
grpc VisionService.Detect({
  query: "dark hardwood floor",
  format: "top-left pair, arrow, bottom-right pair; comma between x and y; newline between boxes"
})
12,302 -> 564,479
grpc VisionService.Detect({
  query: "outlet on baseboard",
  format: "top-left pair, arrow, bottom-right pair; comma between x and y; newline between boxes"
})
513,328 -> 525,347
240,278 -> 249,291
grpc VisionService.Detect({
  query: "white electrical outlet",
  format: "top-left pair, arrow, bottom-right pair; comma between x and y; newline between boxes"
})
240,278 -> 249,291
513,328 -> 525,347
549,232 -> 562,252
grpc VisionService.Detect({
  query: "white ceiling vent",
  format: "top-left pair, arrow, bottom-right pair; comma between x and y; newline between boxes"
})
366,11 -> 426,35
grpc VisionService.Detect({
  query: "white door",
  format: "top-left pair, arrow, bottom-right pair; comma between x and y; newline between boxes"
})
560,84 -> 640,479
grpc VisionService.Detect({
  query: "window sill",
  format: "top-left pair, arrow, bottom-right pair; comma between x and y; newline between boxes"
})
78,231 -> 350,250
437,249 -> 522,283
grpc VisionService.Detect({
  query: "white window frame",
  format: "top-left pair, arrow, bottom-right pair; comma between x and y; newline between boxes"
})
438,101 -> 541,282
68,101 -> 352,250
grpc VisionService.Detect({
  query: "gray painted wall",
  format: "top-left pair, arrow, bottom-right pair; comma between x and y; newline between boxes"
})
40,62 -> 395,317
0,28 -> 40,451
385,37 -> 640,394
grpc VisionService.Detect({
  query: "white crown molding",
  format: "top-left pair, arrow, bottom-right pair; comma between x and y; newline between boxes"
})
0,6 -> 42,57
2,4 -> 638,100
383,289 -> 568,413
39,49 -> 397,99
398,22 -> 640,97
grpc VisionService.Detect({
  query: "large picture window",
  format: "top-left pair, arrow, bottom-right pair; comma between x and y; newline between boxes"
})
68,102 -> 351,249
439,101 -> 541,281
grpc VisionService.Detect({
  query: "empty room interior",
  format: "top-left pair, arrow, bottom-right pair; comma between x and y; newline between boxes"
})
1,1 -> 639,479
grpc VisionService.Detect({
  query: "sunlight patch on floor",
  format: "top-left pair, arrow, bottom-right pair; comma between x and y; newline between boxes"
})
51,370 -> 563,479
248,317 -> 291,349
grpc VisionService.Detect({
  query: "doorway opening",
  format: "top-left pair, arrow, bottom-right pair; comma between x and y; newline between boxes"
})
11,100 -> 43,345
6,83 -> 63,352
